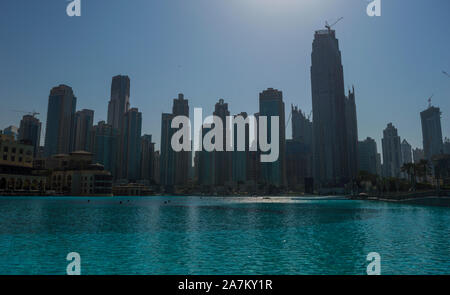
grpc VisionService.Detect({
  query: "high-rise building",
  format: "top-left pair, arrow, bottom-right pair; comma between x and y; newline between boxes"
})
140,134 -> 156,184
44,85 -> 77,157
213,99 -> 231,186
231,112 -> 252,185
358,137 -> 378,175
18,115 -> 41,157
413,148 -> 425,163
290,105 -> 313,185
172,94 -> 190,186
345,87 -> 359,180
159,94 -> 190,189
401,139 -> 412,164
197,124 -> 215,188
310,28 -> 354,186
291,105 -> 313,147
74,109 -> 94,152
376,153 -> 382,176
91,121 -> 119,176
286,139 -> 312,190
420,105 -> 443,160
107,75 -> 130,131
160,113 -> 176,188
259,88 -> 286,187
121,108 -> 142,181
3,126 -> 19,140
153,151 -> 160,185
381,123 -> 402,178
444,138 -> 450,155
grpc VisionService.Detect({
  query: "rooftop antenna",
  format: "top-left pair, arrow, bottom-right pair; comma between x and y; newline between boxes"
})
325,17 -> 344,32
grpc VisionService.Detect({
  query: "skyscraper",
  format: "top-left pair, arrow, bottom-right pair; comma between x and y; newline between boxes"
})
345,87 -> 358,180
172,94 -> 190,186
44,85 -> 77,157
121,108 -> 142,181
107,75 -> 130,131
401,139 -> 413,164
290,105 -> 313,184
197,124 -> 215,188
18,115 -> 41,157
91,121 -> 119,175
420,105 -> 443,160
160,113 -> 176,188
358,137 -> 378,175
231,112 -> 251,185
160,94 -> 190,189
310,28 -> 353,186
291,105 -> 312,147
213,99 -> 231,186
140,134 -> 156,184
74,109 -> 94,152
382,123 -> 402,178
259,88 -> 286,187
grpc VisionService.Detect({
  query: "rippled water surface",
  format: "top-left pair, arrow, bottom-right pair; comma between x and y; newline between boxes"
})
0,196 -> 449,274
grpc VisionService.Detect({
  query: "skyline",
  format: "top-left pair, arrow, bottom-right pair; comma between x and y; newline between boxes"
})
1,0 -> 450,153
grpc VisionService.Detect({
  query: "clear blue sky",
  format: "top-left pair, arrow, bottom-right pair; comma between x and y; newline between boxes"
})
0,0 -> 449,154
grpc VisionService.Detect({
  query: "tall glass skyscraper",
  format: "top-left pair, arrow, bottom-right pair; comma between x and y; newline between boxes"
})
259,88 -> 286,187
74,109 -> 94,152
18,115 -> 41,157
44,85 -> 77,157
121,108 -> 142,181
107,75 -> 130,131
310,28 -> 357,186
420,105 -> 443,160
382,123 -> 402,178
91,121 -> 118,176
160,94 -> 190,189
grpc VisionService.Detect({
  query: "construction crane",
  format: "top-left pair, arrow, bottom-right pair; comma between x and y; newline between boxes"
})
443,71 -> 450,78
325,17 -> 343,31
427,94 -> 434,108
12,110 -> 40,117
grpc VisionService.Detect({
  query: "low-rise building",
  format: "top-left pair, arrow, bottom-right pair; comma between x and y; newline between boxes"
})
46,151 -> 113,196
0,134 -> 47,194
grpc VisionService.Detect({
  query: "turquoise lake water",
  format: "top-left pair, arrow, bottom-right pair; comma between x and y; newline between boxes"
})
0,196 -> 449,275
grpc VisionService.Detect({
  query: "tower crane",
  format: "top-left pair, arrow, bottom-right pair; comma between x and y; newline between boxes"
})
12,110 -> 40,117
427,94 -> 434,108
325,17 -> 343,31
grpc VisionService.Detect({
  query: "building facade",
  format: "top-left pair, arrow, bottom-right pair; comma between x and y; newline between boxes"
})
18,115 -> 41,157
310,29 -> 353,187
259,88 -> 286,187
121,108 -> 142,181
44,85 -> 77,157
91,121 -> 118,177
74,109 -> 94,152
0,134 -> 47,194
401,139 -> 413,164
140,134 -> 156,184
382,123 -> 402,178
420,105 -> 443,160
358,137 -> 378,175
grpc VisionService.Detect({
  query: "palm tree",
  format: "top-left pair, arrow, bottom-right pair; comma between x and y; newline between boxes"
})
416,159 -> 431,184
401,163 -> 416,190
